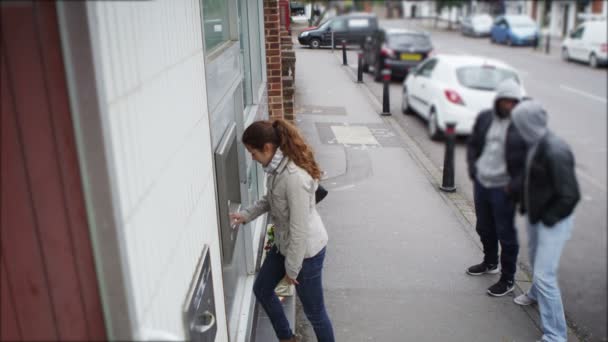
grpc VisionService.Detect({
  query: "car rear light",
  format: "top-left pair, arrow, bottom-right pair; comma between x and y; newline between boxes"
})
601,43 -> 607,53
444,89 -> 465,105
380,44 -> 396,58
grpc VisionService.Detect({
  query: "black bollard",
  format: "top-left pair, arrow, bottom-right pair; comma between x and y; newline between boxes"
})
342,40 -> 347,66
545,33 -> 550,54
357,52 -> 363,83
381,69 -> 391,116
440,122 -> 457,192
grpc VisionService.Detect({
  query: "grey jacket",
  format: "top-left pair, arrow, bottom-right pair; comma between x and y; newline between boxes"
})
241,158 -> 328,279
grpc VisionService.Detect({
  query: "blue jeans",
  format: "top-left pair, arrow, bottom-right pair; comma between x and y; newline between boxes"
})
526,215 -> 573,342
473,180 -> 519,282
253,246 -> 335,341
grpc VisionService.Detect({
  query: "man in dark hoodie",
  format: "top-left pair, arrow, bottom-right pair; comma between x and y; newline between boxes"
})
466,78 -> 527,296
510,100 -> 580,342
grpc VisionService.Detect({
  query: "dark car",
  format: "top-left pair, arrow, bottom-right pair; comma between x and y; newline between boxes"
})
290,1 -> 305,15
298,13 -> 378,49
362,28 -> 433,81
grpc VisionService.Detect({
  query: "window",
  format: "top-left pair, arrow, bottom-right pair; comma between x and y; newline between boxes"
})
508,16 -> 535,28
330,19 -> 346,31
203,0 -> 231,52
571,26 -> 584,39
348,19 -> 370,28
456,66 -> 519,91
238,0 -> 264,106
417,59 -> 438,77
388,33 -> 431,46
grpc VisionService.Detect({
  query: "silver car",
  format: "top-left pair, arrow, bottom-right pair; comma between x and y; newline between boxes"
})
461,14 -> 493,37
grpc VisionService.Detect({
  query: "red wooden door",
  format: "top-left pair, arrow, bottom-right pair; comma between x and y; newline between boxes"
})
1,2 -> 106,340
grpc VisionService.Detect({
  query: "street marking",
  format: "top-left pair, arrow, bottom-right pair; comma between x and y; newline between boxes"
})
331,126 -> 380,145
560,85 -> 608,103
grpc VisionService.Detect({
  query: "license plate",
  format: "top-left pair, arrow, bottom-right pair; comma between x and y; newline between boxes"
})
401,53 -> 421,61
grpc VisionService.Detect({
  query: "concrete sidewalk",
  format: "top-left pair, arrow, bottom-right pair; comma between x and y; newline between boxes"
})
291,45 -> 579,341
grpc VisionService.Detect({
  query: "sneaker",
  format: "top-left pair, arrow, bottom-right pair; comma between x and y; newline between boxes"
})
487,279 -> 514,297
466,262 -> 499,276
514,293 -> 537,306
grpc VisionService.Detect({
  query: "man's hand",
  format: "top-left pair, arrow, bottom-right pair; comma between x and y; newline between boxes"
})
283,275 -> 299,285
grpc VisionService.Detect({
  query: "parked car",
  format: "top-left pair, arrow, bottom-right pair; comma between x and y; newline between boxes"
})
461,14 -> 493,37
362,28 -> 433,81
561,20 -> 608,68
490,15 -> 539,46
290,1 -> 306,15
297,13 -> 378,49
401,54 -> 525,140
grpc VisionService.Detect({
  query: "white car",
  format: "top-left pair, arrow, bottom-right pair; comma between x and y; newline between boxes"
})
401,54 -> 525,140
561,20 -> 607,68
461,14 -> 493,37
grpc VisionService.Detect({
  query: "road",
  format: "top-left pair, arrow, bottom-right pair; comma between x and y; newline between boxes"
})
318,19 -> 607,341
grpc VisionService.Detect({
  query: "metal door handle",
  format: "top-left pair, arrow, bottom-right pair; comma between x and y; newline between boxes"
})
192,311 -> 216,334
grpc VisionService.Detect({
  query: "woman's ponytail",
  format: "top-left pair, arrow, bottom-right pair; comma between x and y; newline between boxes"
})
272,119 -> 321,180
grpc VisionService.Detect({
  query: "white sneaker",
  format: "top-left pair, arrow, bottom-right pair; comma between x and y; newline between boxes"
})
514,293 -> 537,306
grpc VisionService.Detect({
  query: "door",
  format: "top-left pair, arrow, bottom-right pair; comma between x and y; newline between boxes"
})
409,58 -> 438,117
347,17 -> 371,46
569,25 -> 585,61
1,2 -> 107,340
324,18 -> 347,46
498,20 -> 510,42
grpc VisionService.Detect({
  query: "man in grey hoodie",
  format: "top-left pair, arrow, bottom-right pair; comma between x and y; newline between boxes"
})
466,78 -> 527,297
510,100 -> 580,342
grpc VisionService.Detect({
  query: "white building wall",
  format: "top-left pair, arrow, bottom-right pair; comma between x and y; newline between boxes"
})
86,1 -> 228,340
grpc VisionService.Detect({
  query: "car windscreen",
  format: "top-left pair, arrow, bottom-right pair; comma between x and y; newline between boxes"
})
387,34 -> 430,46
318,20 -> 330,30
508,16 -> 535,27
472,16 -> 492,25
456,66 -> 519,91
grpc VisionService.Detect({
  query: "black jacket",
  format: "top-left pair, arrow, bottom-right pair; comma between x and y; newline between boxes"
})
466,110 -> 528,200
520,133 -> 580,226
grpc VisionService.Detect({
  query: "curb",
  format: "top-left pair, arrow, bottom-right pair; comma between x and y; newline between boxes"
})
331,51 -> 585,342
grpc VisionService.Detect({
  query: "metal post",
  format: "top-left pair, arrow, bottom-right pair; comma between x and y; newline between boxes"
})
342,40 -> 347,66
357,52 -> 363,83
381,69 -> 391,116
545,33 -> 550,54
440,122 -> 457,192
331,31 -> 335,53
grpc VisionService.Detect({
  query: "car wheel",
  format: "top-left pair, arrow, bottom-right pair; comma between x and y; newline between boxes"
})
590,53 -> 599,68
490,35 -> 496,44
428,109 -> 442,141
310,38 -> 321,49
506,37 -> 513,46
402,88 -> 412,115
561,48 -> 570,61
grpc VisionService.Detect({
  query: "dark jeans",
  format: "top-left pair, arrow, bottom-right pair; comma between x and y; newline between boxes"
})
253,246 -> 335,342
473,180 -> 519,282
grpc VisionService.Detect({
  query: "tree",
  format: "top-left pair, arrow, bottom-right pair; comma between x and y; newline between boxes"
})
434,0 -> 468,30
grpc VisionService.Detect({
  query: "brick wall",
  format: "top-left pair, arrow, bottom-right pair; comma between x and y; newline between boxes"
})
591,0 -> 603,14
281,27 -> 295,121
263,0 -> 296,121
264,0 -> 284,119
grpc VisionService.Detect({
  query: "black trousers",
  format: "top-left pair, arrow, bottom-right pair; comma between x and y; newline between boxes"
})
473,180 -> 519,282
